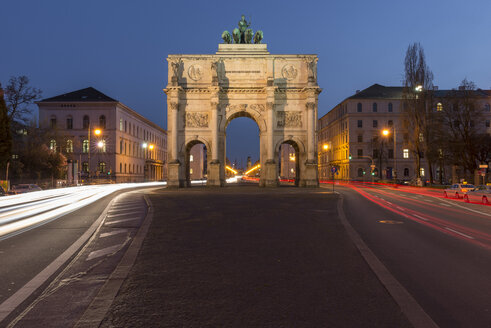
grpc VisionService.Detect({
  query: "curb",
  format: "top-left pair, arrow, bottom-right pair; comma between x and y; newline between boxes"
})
74,194 -> 154,328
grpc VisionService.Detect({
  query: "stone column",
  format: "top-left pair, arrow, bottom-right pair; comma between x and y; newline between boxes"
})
167,100 -> 181,187
302,101 -> 319,187
208,91 -> 224,186
262,82 -> 278,187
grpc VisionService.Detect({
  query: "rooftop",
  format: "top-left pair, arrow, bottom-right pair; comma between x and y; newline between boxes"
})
40,87 -> 117,102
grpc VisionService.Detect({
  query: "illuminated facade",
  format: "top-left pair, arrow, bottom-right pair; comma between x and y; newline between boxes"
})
318,84 -> 491,184
38,87 -> 167,183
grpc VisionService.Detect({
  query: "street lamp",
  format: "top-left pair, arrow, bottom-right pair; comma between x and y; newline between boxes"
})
87,126 -> 103,182
382,127 -> 397,184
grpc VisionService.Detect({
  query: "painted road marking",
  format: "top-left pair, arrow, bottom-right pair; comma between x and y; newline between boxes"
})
438,198 -> 491,217
86,244 -> 122,261
444,227 -> 475,239
106,211 -> 141,218
413,214 -> 429,221
100,229 -> 128,238
105,218 -> 140,225
396,206 -> 404,210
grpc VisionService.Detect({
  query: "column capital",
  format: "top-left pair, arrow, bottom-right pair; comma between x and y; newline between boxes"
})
306,102 -> 316,111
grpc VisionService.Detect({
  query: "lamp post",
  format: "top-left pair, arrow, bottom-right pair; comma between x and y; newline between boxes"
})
87,127 -> 102,182
382,127 -> 397,185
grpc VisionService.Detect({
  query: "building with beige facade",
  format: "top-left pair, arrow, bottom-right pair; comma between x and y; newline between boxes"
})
38,87 -> 167,183
318,84 -> 491,184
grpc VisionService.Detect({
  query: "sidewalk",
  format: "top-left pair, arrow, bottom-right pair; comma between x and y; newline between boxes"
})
96,186 -> 412,327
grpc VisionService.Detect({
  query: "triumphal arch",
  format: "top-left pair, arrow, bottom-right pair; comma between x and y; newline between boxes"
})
164,18 -> 321,187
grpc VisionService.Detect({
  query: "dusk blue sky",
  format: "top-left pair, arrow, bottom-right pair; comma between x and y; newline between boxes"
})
2,0 -> 491,166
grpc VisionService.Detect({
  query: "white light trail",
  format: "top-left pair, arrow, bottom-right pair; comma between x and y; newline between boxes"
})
0,182 -> 166,240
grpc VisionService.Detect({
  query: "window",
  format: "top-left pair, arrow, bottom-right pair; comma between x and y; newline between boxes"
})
82,162 -> 89,173
357,135 -> 363,142
420,168 -> 425,176
83,139 -> 89,153
388,120 -> 393,127
373,149 -> 379,158
120,140 -> 123,153
372,103 -> 377,112
403,149 -> 409,158
485,104 -> 490,112
357,149 -> 363,158
66,116 -> 73,129
98,140 -> 106,152
404,168 -> 409,177
373,120 -> 378,128
125,163 -> 127,173
357,120 -> 363,128
357,103 -> 362,112
120,163 -> 122,173
98,162 -> 106,173
83,115 -> 90,129
190,168 -> 193,174
190,154 -> 194,162
125,120 -> 127,132
49,139 -> 57,151
388,149 -> 394,159
120,118 -> 123,131
470,120 -> 475,127
99,115 -> 106,129
419,133 -> 424,142
436,103 -> 443,111
66,139 -> 73,153
388,103 -> 393,112
486,120 -> 490,128
357,168 -> 364,177
50,116 -> 57,129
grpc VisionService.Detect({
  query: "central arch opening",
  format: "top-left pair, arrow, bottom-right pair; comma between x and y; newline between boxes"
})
278,141 -> 300,186
185,140 -> 208,186
225,114 -> 260,183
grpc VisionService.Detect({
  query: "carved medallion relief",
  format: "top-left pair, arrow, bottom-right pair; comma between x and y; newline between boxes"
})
277,111 -> 302,128
185,112 -> 209,128
281,64 -> 298,80
188,64 -> 203,81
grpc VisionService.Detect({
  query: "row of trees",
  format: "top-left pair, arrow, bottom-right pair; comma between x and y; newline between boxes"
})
0,76 -> 66,186
402,43 -> 491,184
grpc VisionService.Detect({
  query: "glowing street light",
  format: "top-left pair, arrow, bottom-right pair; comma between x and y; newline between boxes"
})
149,144 -> 155,150
382,129 -> 390,136
415,85 -> 423,92
142,143 -> 148,148
323,144 -> 329,150
97,141 -> 104,148
94,129 -> 102,136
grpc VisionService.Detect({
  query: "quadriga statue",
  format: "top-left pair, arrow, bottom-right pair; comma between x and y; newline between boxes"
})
221,15 -> 264,44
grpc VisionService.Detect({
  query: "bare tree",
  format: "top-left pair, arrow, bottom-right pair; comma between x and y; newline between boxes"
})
438,79 -> 487,182
5,76 -> 42,124
401,43 -> 435,184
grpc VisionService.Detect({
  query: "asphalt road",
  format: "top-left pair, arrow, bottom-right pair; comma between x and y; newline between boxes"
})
101,185 -> 411,328
335,184 -> 491,328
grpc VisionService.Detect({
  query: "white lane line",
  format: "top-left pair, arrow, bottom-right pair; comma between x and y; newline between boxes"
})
110,204 -> 143,209
105,217 -> 140,225
396,206 -> 404,210
444,227 -> 475,240
86,244 -> 123,261
108,207 -> 142,213
100,229 -> 128,238
437,198 -> 491,217
413,214 -> 429,221
425,200 -> 433,203
106,211 -> 141,218
385,201 -> 392,205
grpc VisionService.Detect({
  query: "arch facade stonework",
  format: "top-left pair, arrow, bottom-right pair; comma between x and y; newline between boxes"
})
164,44 -> 321,187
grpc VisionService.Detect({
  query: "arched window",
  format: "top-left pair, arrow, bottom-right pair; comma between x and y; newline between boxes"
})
66,139 -> 73,153
83,115 -> 90,129
120,118 -> 123,131
404,168 -> 409,177
357,168 -> 364,177
49,139 -> 57,151
82,162 -> 89,173
120,140 -> 123,154
357,103 -> 362,112
372,103 -> 377,112
388,103 -> 393,112
50,115 -> 57,129
97,140 -> 106,152
66,116 -> 73,129
436,103 -> 443,111
82,139 -> 89,153
99,115 -> 106,129
485,103 -> 490,112
120,162 -> 122,173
